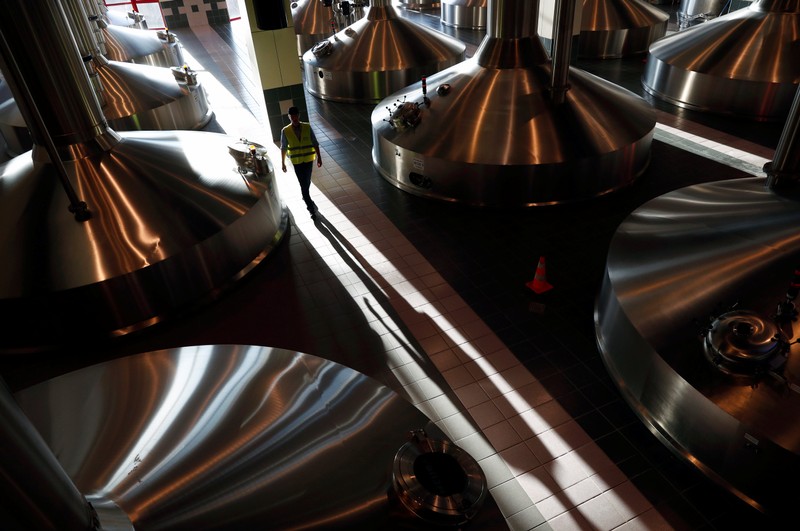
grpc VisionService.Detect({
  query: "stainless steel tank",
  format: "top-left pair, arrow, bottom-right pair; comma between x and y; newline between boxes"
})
290,0 -> 336,56
104,8 -> 149,29
371,0 -> 655,207
7,345 -> 503,529
62,0 -> 212,131
79,0 -> 184,67
678,0 -> 727,28
0,1 -> 208,158
332,0 -> 369,30
578,0 -> 669,58
595,177 -> 800,515
399,0 -> 442,10
303,0 -> 466,103
642,0 -> 800,121
0,0 -> 286,352
441,0 -> 487,29
595,87 -> 800,515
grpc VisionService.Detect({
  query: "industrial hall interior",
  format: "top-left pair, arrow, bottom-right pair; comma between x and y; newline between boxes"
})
1,0 -> 798,529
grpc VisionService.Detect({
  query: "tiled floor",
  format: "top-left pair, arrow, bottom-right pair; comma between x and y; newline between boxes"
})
1,5 -> 789,531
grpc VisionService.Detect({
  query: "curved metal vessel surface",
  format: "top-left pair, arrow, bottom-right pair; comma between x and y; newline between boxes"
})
371,0 -> 655,207
98,60 -> 212,130
103,24 -> 183,67
441,0 -> 487,29
0,0 -> 284,352
290,0 -> 335,56
595,177 -> 800,514
642,0 -> 800,121
678,0 -> 727,28
399,0 -> 442,10
302,0 -> 466,103
579,0 -> 669,58
12,345 -> 503,529
682,0 -> 727,15
0,76 -> 31,156
0,131 -> 286,351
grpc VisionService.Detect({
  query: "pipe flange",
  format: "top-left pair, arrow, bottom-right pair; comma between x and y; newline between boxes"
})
392,429 -> 487,526
311,40 -> 334,58
704,309 -> 787,376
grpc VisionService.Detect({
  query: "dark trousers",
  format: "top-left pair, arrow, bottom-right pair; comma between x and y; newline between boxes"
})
294,161 -> 317,213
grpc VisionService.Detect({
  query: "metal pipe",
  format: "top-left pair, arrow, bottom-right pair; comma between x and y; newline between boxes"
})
474,0 -> 548,68
486,0 -> 537,39
0,7 -> 92,220
63,0 -> 107,108
0,377 -> 97,531
550,0 -> 577,104
765,84 -> 800,189
80,0 -> 108,56
64,0 -> 101,56
0,0 -> 108,148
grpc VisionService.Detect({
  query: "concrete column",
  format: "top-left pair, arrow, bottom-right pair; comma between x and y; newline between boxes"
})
243,0 -> 306,143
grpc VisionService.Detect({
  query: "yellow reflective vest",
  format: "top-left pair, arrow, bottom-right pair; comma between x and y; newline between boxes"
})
283,123 -> 316,164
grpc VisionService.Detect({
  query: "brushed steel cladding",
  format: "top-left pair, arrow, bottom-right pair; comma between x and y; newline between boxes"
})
12,345 -> 505,529
441,0 -> 487,29
303,3 -> 466,104
594,177 -> 800,514
578,0 -> 669,58
642,0 -> 800,121
0,131 -> 287,351
372,53 -> 655,206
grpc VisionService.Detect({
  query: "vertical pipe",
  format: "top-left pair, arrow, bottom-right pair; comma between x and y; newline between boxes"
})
80,0 -> 108,56
0,378 -> 97,531
550,0 -> 577,104
64,0 -> 101,55
63,0 -> 107,108
367,0 -> 398,21
486,0 -> 537,39
765,84 -> 800,189
0,0 -> 107,147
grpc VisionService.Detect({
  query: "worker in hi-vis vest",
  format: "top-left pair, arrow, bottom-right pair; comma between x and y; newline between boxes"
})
281,106 -> 322,218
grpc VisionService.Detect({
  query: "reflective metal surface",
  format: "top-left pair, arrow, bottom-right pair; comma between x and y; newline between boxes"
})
0,132 -> 287,351
102,24 -> 184,67
99,60 -> 213,130
642,0 -> 800,121
678,0 -> 727,28
0,0 -> 286,351
0,75 -> 31,156
331,0 -> 369,31
579,0 -> 669,58
399,0 -> 442,10
290,0 -> 336,56
595,177 -> 800,515
441,0 -> 487,28
372,0 -> 655,206
62,0 -> 212,131
302,0 -> 466,103
393,429 -> 487,526
0,378 -> 96,531
12,345 -> 505,529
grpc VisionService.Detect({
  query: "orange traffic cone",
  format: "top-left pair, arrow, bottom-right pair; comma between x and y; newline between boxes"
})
526,256 -> 553,294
